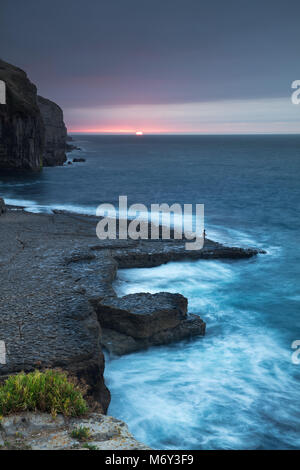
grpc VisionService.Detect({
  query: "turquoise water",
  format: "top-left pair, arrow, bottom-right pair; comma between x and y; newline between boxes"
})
108,250 -> 300,449
1,134 -> 300,448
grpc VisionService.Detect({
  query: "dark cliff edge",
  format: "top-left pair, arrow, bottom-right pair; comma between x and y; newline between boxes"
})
37,96 -> 67,166
0,59 -> 68,170
0,59 -> 44,170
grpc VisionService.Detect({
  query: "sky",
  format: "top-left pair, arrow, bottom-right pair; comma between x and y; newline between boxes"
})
1,0 -> 300,134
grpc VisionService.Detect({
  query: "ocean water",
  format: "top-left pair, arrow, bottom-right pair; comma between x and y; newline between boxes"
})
1,134 -> 300,449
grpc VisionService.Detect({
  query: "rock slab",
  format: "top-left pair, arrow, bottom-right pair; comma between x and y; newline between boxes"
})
92,292 -> 206,355
93,292 -> 188,339
0,412 -> 150,450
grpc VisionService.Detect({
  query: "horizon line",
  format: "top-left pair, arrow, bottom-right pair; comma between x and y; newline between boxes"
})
68,131 -> 300,136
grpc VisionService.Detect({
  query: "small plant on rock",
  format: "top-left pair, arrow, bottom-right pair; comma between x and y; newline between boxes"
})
70,426 -> 91,442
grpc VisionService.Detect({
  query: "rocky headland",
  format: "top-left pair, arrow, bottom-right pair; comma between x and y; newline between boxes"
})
0,59 -> 71,169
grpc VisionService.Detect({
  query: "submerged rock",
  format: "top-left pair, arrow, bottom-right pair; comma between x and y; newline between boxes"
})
0,412 -> 149,450
66,143 -> 81,151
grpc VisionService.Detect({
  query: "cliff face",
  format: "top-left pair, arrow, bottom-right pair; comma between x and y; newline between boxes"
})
37,96 -> 67,166
0,59 -> 44,170
0,59 -> 68,170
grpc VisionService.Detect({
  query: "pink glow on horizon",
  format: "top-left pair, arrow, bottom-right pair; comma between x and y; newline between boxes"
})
65,97 -> 300,135
68,127 -> 172,134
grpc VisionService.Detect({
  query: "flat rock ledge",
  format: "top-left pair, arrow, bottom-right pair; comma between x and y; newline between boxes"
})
0,412 -> 150,450
0,210 -> 264,415
92,292 -> 206,356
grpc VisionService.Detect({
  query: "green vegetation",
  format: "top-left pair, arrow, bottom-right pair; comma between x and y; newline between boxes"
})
71,426 -> 92,442
82,443 -> 98,450
0,369 -> 88,417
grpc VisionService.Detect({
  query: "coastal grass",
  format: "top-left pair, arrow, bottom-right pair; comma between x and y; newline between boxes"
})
0,369 -> 88,418
70,426 -> 91,442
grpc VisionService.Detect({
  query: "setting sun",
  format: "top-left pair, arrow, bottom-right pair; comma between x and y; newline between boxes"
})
136,131 -> 143,136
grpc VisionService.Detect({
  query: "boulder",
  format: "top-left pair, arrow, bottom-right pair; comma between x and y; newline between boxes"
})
92,291 -> 206,355
93,292 -> 188,339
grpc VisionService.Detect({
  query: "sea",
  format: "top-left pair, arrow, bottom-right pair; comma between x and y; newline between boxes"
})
1,134 -> 300,449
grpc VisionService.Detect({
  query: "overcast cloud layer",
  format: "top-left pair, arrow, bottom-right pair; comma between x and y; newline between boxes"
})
1,0 -> 300,132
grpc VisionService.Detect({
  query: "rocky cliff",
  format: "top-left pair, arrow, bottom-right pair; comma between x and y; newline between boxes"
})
37,96 -> 67,166
0,59 -> 44,170
0,59 -> 68,170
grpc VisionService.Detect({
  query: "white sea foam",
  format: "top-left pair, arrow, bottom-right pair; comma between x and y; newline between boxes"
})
205,223 -> 259,247
4,198 -> 37,207
106,326 -> 297,449
4,198 -> 98,216
107,256 -> 300,450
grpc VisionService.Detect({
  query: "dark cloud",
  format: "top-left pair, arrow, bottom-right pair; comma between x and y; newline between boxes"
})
1,0 -> 299,109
